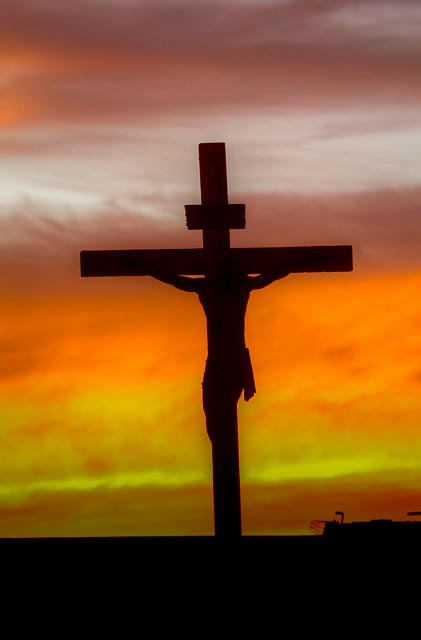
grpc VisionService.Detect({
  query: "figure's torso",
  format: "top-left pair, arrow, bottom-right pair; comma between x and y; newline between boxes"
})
197,276 -> 251,356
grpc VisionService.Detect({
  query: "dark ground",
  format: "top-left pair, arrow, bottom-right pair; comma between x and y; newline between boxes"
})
1,534 -> 416,573
2,535 -> 416,618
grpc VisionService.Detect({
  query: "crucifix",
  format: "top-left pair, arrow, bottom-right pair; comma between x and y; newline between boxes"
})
80,142 -> 353,538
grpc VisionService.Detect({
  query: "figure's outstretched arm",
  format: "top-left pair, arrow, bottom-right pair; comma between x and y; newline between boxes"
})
148,271 -> 202,293
248,270 -> 290,290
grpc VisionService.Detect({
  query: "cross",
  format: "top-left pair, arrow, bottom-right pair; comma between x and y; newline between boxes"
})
81,143 -> 353,539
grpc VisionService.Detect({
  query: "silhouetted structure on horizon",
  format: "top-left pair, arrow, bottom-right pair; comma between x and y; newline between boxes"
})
310,510 -> 421,540
81,142 -> 353,538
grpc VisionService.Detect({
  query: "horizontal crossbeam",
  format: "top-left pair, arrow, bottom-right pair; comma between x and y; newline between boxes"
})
81,245 -> 352,277
229,245 -> 353,274
81,249 -> 205,277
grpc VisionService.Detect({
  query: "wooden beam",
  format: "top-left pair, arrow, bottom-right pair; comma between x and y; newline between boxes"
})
80,245 -> 352,277
80,248 -> 205,277
229,245 -> 353,274
199,142 -> 228,205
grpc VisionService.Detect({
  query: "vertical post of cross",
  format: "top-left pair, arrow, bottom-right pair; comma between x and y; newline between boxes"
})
198,143 -> 242,538
199,143 -> 231,277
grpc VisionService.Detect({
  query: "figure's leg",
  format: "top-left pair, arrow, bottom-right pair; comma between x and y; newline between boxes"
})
203,382 -> 243,538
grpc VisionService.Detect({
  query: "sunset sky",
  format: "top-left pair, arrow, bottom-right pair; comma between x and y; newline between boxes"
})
2,0 -> 421,537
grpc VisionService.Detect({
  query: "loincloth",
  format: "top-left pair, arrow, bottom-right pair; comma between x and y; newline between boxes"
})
202,347 -> 256,403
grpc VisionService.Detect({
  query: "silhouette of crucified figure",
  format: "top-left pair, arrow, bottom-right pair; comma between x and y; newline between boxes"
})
148,269 -> 290,442
148,267 -> 290,536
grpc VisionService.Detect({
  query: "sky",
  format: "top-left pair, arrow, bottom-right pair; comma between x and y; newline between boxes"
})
1,0 -> 421,537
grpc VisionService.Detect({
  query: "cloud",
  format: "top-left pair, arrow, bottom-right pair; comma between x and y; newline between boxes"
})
233,187 -> 421,273
240,187 -> 421,270
0,470 -> 420,536
2,0 -> 421,127
0,483 -> 215,536
0,194 -> 201,290
1,185 -> 421,297
2,0 -> 421,57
